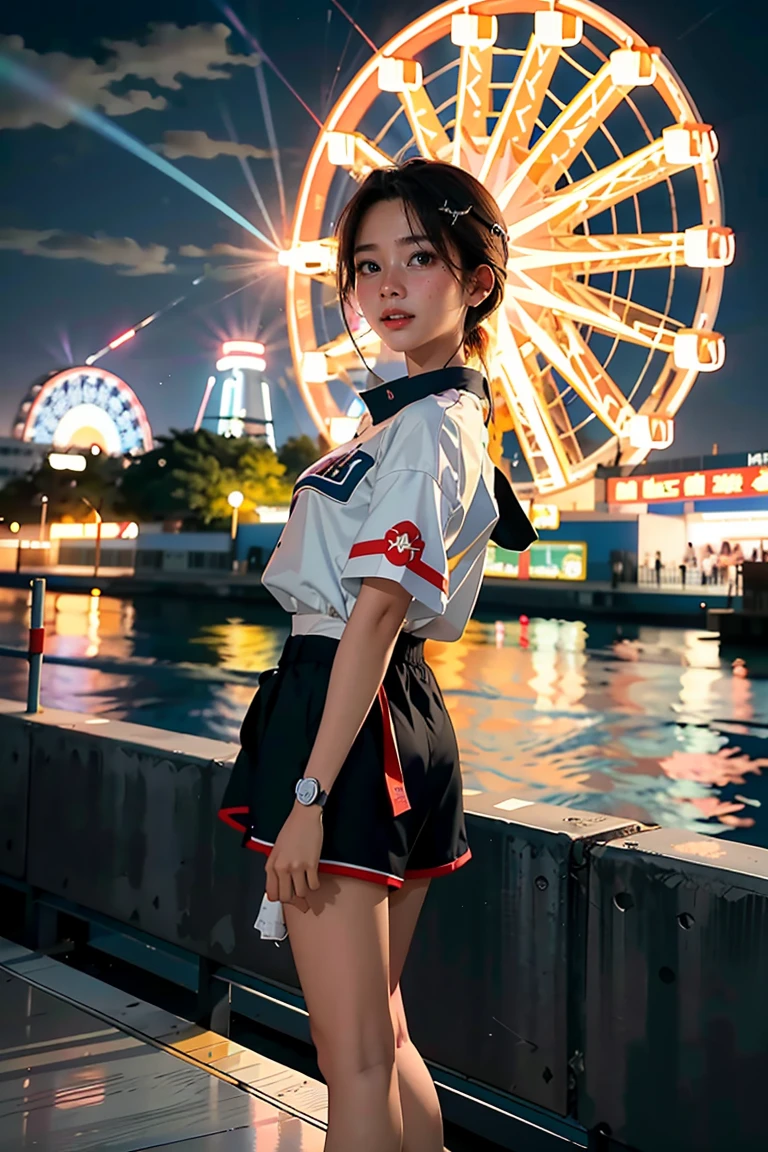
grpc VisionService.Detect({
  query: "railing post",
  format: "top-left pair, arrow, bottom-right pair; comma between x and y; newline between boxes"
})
27,577 -> 46,714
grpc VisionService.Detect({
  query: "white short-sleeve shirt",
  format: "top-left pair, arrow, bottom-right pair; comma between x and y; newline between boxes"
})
262,367 -> 512,642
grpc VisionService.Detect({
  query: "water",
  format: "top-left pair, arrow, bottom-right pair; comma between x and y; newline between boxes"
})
1,588 -> 767,847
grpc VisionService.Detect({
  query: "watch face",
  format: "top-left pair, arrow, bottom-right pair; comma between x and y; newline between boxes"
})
295,777 -> 319,806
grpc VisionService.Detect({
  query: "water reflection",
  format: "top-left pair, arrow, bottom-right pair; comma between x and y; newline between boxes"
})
0,590 -> 766,845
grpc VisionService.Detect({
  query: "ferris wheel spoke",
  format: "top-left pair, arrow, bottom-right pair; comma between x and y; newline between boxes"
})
398,88 -> 451,160
510,271 -> 678,351
479,36 -> 559,184
519,311 -> 633,436
556,280 -> 680,351
502,61 -> 634,205
317,326 -> 381,366
538,365 -> 584,466
635,361 -> 695,422
509,232 -> 689,276
507,138 -> 687,242
323,130 -> 395,178
452,43 -> 494,165
494,310 -> 570,489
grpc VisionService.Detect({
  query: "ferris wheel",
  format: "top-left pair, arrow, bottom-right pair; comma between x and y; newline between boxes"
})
279,0 -> 732,494
13,366 -> 153,456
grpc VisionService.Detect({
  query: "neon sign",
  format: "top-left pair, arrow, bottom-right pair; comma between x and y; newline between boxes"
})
608,466 -> 768,504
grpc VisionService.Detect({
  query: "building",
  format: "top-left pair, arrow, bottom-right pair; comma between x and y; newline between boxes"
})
0,437 -> 47,485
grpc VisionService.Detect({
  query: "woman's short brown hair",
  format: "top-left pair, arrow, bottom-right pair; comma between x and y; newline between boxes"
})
335,158 -> 508,366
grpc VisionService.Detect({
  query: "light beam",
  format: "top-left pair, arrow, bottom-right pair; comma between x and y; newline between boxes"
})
0,52 -> 279,252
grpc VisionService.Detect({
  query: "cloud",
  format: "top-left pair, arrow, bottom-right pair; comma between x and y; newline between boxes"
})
102,23 -> 259,90
0,23 -> 259,131
156,130 -> 271,161
0,227 -> 175,275
179,242 -> 264,260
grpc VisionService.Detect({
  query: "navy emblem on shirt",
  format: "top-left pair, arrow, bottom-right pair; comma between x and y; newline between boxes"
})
291,449 -> 375,508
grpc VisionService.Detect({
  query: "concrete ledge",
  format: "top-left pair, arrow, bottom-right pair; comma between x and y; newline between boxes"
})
0,704 -> 32,879
2,701 -> 768,1150
580,828 -> 768,1151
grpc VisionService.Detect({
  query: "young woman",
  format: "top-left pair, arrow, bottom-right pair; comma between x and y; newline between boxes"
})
219,158 -> 534,1152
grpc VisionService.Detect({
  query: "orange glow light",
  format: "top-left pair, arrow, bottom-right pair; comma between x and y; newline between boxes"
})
108,329 -> 137,350
222,340 -> 266,356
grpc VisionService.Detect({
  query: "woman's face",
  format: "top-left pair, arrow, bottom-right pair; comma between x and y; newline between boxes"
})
351,197 -> 492,374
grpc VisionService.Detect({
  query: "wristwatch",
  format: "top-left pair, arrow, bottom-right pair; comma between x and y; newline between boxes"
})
295,776 -> 328,809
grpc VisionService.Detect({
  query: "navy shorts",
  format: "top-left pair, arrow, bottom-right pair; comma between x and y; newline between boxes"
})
218,632 -> 471,888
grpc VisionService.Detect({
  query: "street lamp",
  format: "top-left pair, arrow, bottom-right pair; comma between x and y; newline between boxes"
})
39,495 -> 49,543
227,490 -> 244,539
227,490 -> 244,573
9,520 -> 21,573
81,497 -> 103,577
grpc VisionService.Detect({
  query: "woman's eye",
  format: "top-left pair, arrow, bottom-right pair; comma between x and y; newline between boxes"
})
355,260 -> 379,275
410,250 -> 433,266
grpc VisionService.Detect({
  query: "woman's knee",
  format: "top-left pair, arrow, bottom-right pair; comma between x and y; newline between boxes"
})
311,1012 -> 396,1083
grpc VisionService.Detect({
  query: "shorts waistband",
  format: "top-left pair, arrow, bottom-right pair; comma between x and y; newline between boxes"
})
279,631 -> 425,668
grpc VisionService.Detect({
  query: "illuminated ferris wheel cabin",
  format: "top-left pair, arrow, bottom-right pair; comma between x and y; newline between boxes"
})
13,366 -> 153,457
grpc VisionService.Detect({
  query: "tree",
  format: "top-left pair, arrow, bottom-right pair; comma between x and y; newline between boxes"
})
0,430 -> 296,530
0,451 -> 125,524
172,434 -> 293,525
118,429 -> 294,525
278,434 -> 323,481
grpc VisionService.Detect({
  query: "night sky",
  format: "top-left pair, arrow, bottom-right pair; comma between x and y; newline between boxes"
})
0,0 -> 765,457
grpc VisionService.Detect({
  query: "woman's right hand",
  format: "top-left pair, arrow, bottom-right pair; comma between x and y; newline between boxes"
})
265,803 -> 324,912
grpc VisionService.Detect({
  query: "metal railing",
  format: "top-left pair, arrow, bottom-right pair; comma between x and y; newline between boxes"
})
638,562 -> 744,593
0,577 -> 46,714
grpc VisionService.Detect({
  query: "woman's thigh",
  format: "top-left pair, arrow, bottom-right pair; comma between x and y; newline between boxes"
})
284,874 -> 394,1072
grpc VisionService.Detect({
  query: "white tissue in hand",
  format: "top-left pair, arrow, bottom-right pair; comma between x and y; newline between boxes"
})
254,893 -> 287,941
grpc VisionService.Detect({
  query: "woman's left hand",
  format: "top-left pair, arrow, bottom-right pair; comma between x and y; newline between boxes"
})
265,804 -> 324,913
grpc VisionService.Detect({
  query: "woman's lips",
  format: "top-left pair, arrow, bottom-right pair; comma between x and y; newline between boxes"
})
381,314 -> 414,330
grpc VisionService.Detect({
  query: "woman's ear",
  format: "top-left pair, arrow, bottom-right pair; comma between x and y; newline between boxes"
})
465,264 -> 494,308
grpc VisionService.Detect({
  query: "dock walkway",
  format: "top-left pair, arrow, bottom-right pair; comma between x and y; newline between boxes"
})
0,936 -> 327,1151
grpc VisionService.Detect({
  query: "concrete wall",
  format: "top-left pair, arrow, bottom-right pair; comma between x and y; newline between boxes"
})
137,531 -> 231,554
234,521 -> 283,563
1,701 -> 767,1151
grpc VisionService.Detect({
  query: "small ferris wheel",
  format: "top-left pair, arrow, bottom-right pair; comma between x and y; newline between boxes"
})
279,0 -> 732,494
13,366 -> 153,456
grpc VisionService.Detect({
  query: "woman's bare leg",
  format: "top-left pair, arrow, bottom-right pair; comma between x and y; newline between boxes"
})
389,878 -> 445,1152
284,875 -> 402,1152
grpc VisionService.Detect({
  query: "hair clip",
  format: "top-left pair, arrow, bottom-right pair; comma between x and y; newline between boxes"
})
438,200 -> 473,227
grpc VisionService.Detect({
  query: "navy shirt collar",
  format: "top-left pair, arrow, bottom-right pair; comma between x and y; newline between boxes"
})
362,366 -> 488,426
362,363 -> 537,553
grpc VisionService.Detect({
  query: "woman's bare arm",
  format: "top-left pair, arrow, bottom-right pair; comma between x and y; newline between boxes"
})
265,577 -> 413,907
301,576 -> 413,798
